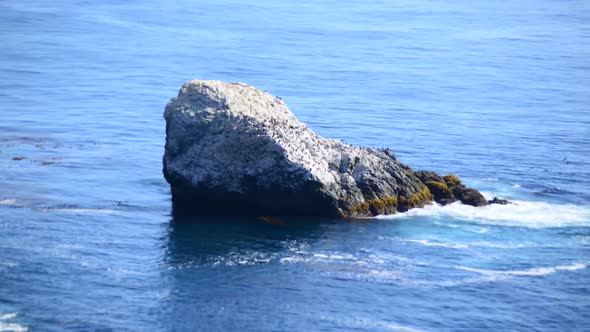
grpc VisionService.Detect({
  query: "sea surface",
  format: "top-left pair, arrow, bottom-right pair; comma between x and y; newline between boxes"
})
1,0 -> 590,331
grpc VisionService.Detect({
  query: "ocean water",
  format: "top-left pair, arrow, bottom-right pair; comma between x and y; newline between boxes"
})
1,0 -> 589,331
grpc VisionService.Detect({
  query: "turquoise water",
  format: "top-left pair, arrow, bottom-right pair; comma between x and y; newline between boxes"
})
1,0 -> 590,331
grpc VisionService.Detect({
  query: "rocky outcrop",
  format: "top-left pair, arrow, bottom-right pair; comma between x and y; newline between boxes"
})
163,80 -> 504,218
415,171 -> 508,207
489,197 -> 510,205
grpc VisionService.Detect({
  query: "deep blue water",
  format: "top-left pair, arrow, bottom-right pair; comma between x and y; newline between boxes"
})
1,0 -> 590,331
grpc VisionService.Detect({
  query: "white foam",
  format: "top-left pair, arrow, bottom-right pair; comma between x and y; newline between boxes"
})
279,250 -> 405,268
385,236 -> 532,250
360,320 -> 423,332
0,322 -> 28,332
378,201 -> 590,228
433,221 -> 460,228
0,313 -> 28,332
313,253 -> 355,260
314,315 -> 420,332
363,269 -> 403,280
458,262 -> 587,277
467,241 -> 528,249
410,275 -> 510,287
0,261 -> 19,269
403,239 -> 468,249
209,251 -> 274,267
0,199 -> 18,205
317,316 -> 423,332
37,208 -> 120,214
279,256 -> 306,264
366,263 -> 586,288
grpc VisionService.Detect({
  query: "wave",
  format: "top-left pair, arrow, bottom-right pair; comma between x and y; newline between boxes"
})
0,260 -> 19,270
411,275 -> 511,288
37,208 -> 120,214
197,246 -> 400,269
467,241 -> 529,249
1,199 -> 124,214
0,322 -> 28,332
0,313 -> 28,332
321,262 -> 586,289
0,315 -> 16,321
316,316 -> 423,332
457,262 -> 587,277
312,253 -> 356,260
400,239 -> 532,249
402,239 -> 468,249
378,200 -> 590,228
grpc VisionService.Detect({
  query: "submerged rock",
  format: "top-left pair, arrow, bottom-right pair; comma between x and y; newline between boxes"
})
163,80 -> 502,218
488,197 -> 511,205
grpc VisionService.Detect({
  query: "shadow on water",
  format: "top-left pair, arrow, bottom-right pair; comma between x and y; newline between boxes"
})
162,214 -> 336,268
156,214 -> 354,331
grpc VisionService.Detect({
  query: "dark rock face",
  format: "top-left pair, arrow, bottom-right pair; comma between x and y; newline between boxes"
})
489,197 -> 510,205
163,80 -> 503,218
455,188 -> 489,207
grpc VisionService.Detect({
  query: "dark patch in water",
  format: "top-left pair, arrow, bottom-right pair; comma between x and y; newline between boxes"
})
536,187 -> 576,196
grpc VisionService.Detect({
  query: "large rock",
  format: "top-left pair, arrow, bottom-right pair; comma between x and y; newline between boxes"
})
163,80 -> 498,218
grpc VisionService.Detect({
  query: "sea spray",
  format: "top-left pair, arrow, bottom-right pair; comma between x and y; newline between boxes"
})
378,200 -> 590,228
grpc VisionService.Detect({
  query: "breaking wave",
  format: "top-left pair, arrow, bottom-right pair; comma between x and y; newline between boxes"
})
398,239 -> 534,249
0,199 -> 122,215
37,208 -> 121,214
0,313 -> 28,332
401,239 -> 469,249
378,200 -> 590,228
457,262 -> 587,277
316,316 -> 424,332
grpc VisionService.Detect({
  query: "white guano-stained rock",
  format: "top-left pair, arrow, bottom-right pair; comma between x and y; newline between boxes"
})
163,80 -> 433,218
